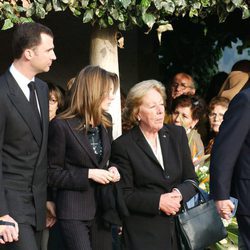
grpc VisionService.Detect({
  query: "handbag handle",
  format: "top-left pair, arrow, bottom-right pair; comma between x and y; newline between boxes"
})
182,179 -> 209,211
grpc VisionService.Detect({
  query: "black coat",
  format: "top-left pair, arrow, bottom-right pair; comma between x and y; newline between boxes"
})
111,124 -> 197,250
210,87 -> 250,216
48,116 -> 125,223
0,71 -> 49,230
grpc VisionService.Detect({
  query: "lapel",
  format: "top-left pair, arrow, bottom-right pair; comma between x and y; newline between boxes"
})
99,124 -> 111,168
34,78 -> 49,169
158,125 -> 170,170
131,126 -> 161,169
5,72 -> 42,146
66,118 -> 101,168
35,78 -> 49,135
131,125 -> 170,170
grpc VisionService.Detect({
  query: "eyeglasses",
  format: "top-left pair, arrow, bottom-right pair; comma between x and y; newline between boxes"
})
208,113 -> 224,119
172,82 -> 194,90
49,99 -> 58,104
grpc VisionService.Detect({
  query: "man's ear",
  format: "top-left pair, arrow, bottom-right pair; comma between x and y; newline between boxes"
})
24,49 -> 33,60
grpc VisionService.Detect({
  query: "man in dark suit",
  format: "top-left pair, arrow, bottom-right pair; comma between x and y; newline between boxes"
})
0,22 -> 56,249
210,86 -> 250,248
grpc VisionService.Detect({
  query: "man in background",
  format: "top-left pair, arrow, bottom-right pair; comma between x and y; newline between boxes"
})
171,72 -> 196,99
166,72 -> 196,121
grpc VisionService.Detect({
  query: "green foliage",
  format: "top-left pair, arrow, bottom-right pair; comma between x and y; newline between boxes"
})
1,1 -> 249,94
158,13 -> 250,95
159,18 -> 223,95
0,2 -> 25,30
0,0 -> 250,30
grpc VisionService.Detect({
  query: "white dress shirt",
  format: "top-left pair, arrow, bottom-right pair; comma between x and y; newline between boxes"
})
9,64 -> 41,114
9,64 -> 34,100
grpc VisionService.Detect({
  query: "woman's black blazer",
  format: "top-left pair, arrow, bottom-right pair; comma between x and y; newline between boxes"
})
111,124 -> 197,250
48,116 -> 113,221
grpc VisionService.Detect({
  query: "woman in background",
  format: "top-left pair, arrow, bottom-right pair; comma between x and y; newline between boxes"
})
206,96 -> 229,154
43,83 -> 65,250
48,65 -> 120,250
171,95 -> 206,169
48,82 -> 65,121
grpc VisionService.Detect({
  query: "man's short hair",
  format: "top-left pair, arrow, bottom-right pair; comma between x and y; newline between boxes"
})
12,22 -> 54,59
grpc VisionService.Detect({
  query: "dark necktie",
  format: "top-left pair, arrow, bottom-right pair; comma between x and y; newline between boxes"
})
28,81 -> 41,125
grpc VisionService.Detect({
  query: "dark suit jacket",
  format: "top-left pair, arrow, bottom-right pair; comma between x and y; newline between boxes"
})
110,124 -> 197,250
210,87 -> 250,216
48,116 -> 114,221
0,71 -> 49,230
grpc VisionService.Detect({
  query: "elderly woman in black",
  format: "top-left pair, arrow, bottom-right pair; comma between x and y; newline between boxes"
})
111,80 -> 197,250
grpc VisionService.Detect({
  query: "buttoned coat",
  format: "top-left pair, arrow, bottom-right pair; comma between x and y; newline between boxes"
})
111,124 -> 197,250
210,87 -> 250,215
47,116 -> 114,220
0,71 -> 49,230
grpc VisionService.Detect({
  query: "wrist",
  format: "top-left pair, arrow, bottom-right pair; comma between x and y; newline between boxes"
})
172,188 -> 183,200
88,169 -> 92,179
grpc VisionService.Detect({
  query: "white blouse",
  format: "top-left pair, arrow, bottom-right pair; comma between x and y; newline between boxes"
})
143,133 -> 164,169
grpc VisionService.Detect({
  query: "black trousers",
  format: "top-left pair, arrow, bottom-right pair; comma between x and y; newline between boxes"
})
237,215 -> 250,250
0,224 -> 42,250
59,218 -> 112,250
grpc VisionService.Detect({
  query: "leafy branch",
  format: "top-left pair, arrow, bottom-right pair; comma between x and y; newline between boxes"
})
1,0 -> 250,30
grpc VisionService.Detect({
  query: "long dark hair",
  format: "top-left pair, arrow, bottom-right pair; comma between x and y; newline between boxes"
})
60,65 -> 119,130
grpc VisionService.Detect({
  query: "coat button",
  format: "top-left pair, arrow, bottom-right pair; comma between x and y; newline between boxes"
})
164,173 -> 170,179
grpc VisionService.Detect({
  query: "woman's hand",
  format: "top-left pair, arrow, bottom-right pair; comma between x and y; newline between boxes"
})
108,166 -> 120,182
159,192 -> 182,216
46,201 -> 56,228
0,215 -> 19,244
88,169 -> 115,184
171,188 -> 183,202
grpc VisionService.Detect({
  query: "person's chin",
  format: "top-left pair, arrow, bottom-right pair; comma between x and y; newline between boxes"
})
155,120 -> 163,126
174,92 -> 183,98
156,124 -> 164,131
174,122 -> 181,126
43,67 -> 50,72
212,125 -> 219,131
213,129 -> 219,133
102,106 -> 109,111
45,64 -> 52,71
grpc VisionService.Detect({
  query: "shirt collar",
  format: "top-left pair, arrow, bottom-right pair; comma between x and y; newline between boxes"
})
9,64 -> 35,87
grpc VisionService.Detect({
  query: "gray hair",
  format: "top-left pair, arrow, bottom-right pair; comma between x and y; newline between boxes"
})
123,80 -> 166,129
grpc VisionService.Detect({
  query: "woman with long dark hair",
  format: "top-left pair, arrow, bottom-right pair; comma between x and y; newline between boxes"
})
48,65 -> 120,250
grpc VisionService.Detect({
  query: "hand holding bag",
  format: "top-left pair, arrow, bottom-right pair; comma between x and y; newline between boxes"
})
176,180 -> 227,250
0,220 -> 15,241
